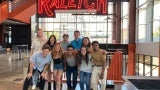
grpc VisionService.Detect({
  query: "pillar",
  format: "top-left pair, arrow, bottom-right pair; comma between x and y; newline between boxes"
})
127,0 -> 136,75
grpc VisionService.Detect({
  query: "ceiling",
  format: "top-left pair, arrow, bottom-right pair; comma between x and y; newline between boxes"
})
0,18 -> 27,25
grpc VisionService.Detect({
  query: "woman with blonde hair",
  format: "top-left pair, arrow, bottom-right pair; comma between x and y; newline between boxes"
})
51,43 -> 64,90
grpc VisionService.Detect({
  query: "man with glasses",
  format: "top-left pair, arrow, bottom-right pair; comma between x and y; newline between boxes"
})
90,41 -> 107,90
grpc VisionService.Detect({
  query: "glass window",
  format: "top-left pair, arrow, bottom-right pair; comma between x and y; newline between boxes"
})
138,9 -> 146,24
153,1 -> 160,20
68,14 -> 76,22
46,18 -> 54,22
53,23 -> 60,31
144,56 -> 151,76
53,13 -> 61,22
89,15 -> 97,22
138,25 -> 146,42
122,2 -> 129,44
135,54 -> 139,75
46,23 -> 54,31
108,2 -> 113,14
137,54 -> 159,76
122,28 -> 128,44
137,0 -> 154,43
153,21 -> 160,42
153,1 -> 160,42
152,57 -> 159,76
139,0 -> 147,6
138,55 -> 144,76
36,2 -> 114,43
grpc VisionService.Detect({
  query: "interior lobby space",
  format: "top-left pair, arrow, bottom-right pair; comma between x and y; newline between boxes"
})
0,0 -> 160,90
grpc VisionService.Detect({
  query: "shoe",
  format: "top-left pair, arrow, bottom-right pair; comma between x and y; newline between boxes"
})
67,88 -> 72,90
32,84 -> 36,89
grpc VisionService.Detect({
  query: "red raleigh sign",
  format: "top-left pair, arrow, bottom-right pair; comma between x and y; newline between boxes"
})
37,0 -> 107,17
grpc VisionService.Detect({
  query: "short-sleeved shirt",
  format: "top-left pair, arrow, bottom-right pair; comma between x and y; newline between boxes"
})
31,37 -> 46,53
71,38 -> 82,50
60,41 -> 70,51
30,51 -> 52,72
90,49 -> 106,66
66,56 -> 76,67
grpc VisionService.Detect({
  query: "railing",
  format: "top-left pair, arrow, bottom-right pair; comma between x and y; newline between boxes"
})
9,44 -> 29,81
12,44 -> 29,58
145,65 -> 159,76
10,50 -> 23,73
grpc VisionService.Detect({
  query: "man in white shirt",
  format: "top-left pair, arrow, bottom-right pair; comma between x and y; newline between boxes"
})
30,29 -> 47,55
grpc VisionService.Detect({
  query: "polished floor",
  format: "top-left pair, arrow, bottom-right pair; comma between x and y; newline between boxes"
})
0,51 -> 135,90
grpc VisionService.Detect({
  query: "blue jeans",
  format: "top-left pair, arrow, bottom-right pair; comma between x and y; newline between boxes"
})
80,71 -> 92,90
23,69 -> 46,90
66,65 -> 78,89
32,69 -> 39,85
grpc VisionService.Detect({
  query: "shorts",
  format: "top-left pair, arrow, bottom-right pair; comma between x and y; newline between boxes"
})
53,62 -> 64,70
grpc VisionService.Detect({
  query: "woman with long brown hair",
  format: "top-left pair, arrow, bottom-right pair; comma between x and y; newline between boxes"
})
78,46 -> 93,90
45,35 -> 57,90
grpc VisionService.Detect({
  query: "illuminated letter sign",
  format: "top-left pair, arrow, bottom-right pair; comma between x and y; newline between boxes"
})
37,0 -> 108,17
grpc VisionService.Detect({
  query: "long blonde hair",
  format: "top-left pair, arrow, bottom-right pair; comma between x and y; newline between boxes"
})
51,43 -> 63,58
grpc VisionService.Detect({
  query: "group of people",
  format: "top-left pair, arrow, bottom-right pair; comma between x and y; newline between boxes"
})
22,29 -> 107,90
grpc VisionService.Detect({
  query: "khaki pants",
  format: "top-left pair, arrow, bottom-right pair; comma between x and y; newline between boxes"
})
90,66 -> 107,90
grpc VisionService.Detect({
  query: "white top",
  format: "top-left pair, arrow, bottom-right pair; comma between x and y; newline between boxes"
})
31,37 -> 46,53
79,54 -> 93,73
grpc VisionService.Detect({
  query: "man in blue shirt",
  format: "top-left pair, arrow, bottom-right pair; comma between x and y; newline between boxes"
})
23,44 -> 52,90
71,30 -> 82,51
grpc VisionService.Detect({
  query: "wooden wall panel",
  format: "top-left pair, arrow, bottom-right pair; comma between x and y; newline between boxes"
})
127,44 -> 136,75
0,1 -> 8,23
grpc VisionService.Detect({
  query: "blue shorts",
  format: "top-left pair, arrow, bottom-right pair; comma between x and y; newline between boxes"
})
54,62 -> 64,70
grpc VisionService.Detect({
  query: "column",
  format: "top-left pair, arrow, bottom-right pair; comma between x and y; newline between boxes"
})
127,0 -> 136,75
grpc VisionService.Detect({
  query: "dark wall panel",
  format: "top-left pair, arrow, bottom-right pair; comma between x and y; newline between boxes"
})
0,26 -> 2,45
11,25 -> 31,49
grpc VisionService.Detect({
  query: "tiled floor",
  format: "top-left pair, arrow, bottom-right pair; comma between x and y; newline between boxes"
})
0,51 -> 135,90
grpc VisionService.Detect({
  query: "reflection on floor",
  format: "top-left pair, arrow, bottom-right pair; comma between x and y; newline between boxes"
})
0,51 -> 135,90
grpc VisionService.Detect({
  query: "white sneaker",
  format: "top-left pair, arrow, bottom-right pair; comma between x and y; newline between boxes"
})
32,85 -> 36,90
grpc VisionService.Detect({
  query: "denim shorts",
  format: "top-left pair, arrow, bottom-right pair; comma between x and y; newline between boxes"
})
54,62 -> 64,70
